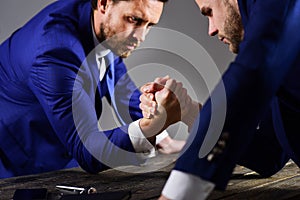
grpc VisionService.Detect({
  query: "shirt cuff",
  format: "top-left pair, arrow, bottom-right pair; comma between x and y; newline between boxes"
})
155,129 -> 169,145
162,170 -> 215,200
128,120 -> 170,159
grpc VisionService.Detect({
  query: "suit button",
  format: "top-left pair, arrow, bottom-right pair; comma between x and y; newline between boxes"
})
207,132 -> 229,162
207,153 -> 214,162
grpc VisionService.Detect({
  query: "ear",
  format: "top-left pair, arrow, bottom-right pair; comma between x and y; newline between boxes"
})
98,0 -> 110,13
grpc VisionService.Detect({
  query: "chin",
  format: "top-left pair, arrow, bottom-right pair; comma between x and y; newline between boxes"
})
232,48 -> 239,54
229,45 -> 239,54
120,51 -> 132,58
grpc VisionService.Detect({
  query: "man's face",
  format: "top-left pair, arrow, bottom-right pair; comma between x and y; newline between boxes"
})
195,0 -> 244,53
94,0 -> 164,58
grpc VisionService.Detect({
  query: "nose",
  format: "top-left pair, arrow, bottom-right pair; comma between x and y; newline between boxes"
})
133,27 -> 148,42
208,19 -> 218,36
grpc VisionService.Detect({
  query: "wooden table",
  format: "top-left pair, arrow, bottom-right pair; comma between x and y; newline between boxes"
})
0,154 -> 299,200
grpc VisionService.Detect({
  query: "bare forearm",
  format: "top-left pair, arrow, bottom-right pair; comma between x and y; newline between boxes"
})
182,101 -> 202,132
139,114 -> 169,145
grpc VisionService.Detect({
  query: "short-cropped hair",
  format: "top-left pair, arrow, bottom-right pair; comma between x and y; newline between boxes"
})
91,0 -> 168,10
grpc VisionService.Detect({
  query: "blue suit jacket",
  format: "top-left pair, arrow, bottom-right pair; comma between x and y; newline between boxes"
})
0,0 -> 142,178
175,0 -> 300,189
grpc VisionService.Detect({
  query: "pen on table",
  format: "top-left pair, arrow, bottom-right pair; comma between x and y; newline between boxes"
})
56,185 -> 97,195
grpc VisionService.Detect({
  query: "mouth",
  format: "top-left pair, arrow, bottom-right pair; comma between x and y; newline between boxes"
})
126,44 -> 136,51
219,37 -> 225,43
125,42 -> 138,51
219,37 -> 230,45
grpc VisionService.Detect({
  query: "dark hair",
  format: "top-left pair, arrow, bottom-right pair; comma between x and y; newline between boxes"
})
91,0 -> 168,10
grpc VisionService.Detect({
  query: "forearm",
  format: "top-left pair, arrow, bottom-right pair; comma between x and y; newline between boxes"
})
139,114 -> 169,145
182,101 -> 202,132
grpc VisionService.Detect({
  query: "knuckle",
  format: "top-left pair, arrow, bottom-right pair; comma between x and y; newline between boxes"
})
139,103 -> 144,110
139,95 -> 144,101
177,82 -> 183,88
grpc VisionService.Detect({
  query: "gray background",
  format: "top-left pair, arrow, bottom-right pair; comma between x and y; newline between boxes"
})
0,0 -> 235,136
0,0 -> 234,68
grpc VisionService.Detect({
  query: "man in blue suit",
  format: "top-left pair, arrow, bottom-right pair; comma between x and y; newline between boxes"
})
0,0 -> 192,178
140,0 -> 300,199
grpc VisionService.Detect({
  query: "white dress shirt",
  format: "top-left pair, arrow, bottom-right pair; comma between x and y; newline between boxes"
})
162,170 -> 215,200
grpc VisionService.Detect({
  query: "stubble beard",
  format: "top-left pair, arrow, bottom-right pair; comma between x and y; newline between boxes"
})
99,23 -> 134,58
223,1 -> 244,54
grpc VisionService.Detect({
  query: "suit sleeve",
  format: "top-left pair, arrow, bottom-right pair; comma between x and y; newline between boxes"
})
174,0 -> 300,189
28,45 -> 143,173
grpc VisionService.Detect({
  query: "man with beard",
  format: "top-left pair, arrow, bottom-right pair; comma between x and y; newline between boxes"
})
140,0 -> 300,199
0,0 -> 193,178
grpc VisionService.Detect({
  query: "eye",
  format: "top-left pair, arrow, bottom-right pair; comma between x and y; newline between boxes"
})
147,23 -> 155,29
127,16 -> 139,23
201,7 -> 212,17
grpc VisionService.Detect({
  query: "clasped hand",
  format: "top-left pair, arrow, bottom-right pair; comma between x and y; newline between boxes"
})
140,76 -> 201,131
